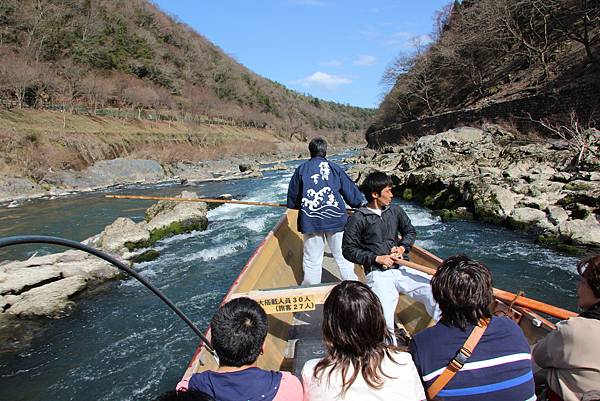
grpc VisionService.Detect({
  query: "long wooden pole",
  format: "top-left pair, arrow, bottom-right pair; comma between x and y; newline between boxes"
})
105,195 -> 287,208
395,259 -> 577,321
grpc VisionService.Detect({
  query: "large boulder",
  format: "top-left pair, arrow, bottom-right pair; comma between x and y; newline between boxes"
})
404,127 -> 499,170
508,207 -> 553,232
4,276 -> 87,317
144,191 -> 208,242
0,175 -> 47,203
47,159 -> 166,190
558,215 -> 600,247
0,250 -> 121,319
359,124 -> 599,252
472,184 -> 522,223
97,217 -> 151,254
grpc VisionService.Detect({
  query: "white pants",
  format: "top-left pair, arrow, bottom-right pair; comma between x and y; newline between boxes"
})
367,267 -> 441,339
302,231 -> 357,285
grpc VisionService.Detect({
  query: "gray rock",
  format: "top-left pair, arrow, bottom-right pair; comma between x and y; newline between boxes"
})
509,207 -> 552,230
558,215 -> 600,247
547,206 -> 569,226
0,175 -> 47,203
0,265 -> 62,296
518,196 -> 549,211
5,276 -> 87,317
98,217 -> 150,254
493,185 -> 521,218
144,195 -> 208,235
47,159 -> 166,189
0,249 -> 121,319
551,172 -> 571,183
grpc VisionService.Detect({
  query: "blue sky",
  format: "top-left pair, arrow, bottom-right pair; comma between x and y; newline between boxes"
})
152,1 -> 450,109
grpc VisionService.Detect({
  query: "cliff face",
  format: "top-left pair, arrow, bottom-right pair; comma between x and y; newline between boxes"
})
370,0 -> 599,146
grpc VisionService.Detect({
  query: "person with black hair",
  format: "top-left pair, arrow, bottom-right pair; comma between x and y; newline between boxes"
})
287,137 -> 364,285
533,255 -> 600,401
408,254 -> 535,401
302,281 -> 425,400
342,170 -> 440,340
183,297 -> 302,401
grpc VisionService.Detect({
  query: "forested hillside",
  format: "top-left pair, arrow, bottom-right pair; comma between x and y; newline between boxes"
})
371,0 -> 599,140
0,0 -> 374,180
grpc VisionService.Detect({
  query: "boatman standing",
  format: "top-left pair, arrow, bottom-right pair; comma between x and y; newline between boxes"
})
287,137 -> 364,285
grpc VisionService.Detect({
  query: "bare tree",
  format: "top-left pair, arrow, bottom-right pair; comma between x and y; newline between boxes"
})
123,85 -> 159,119
548,0 -> 600,67
496,0 -> 556,81
0,54 -> 40,108
530,111 -> 599,168
81,73 -> 114,114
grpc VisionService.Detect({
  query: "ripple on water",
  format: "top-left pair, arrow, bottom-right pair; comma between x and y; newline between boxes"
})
403,207 -> 440,227
178,239 -> 248,262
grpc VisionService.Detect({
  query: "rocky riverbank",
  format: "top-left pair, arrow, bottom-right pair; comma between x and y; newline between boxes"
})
0,157 -> 284,206
347,125 -> 600,254
0,191 -> 208,353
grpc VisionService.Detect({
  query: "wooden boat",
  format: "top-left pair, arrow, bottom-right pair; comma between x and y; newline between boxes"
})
179,209 -> 570,383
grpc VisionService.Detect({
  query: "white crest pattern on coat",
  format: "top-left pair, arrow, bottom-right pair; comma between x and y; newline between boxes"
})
301,162 -> 343,219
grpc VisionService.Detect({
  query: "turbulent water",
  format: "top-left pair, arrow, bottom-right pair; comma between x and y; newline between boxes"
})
0,155 -> 580,401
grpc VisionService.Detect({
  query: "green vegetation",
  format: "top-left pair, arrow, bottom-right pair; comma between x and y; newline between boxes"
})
536,235 -> 586,256
401,188 -> 413,201
130,249 -> 161,263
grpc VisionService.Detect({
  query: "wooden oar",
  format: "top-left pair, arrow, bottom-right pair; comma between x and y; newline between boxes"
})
105,194 -> 287,208
395,259 -> 578,321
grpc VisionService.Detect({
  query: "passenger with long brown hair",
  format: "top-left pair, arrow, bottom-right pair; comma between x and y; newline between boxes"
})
301,280 -> 425,400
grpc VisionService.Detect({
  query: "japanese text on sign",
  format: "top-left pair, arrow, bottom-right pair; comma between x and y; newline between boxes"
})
257,295 -> 316,314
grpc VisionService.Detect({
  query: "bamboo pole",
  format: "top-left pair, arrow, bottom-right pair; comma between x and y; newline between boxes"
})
395,259 -> 577,321
105,194 -> 287,208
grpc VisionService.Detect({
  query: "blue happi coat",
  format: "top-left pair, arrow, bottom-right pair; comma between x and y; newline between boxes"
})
286,156 -> 364,234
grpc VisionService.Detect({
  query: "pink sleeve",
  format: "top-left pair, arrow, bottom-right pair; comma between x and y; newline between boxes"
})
273,371 -> 303,401
176,377 -> 189,391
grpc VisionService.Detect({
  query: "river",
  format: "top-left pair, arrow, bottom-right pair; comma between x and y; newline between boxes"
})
0,155 -> 580,401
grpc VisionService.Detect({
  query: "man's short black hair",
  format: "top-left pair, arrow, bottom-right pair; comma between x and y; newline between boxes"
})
309,137 -> 327,158
210,297 -> 268,367
432,254 -> 493,330
360,171 -> 393,202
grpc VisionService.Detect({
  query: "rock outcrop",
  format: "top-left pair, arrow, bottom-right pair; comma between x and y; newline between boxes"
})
348,125 -> 600,253
46,158 -> 167,190
0,191 -> 208,349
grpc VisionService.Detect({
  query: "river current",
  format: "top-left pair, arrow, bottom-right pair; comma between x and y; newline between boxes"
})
0,155 -> 580,401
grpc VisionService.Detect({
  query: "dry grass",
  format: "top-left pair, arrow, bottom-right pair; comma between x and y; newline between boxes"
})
0,109 -> 319,180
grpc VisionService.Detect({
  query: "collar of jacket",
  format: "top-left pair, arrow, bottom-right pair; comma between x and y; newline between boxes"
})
357,204 -> 391,215
579,301 -> 600,321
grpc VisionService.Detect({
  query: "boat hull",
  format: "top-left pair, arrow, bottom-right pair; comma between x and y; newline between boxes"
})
181,209 -> 555,381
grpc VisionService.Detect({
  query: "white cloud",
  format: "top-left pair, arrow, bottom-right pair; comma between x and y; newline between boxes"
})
291,72 -> 352,91
353,55 -> 376,66
319,59 -> 343,67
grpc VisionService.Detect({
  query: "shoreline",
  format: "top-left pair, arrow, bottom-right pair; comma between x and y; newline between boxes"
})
0,146 -> 360,207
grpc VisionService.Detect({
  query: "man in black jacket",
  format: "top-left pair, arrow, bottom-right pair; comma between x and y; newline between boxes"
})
343,171 -> 440,340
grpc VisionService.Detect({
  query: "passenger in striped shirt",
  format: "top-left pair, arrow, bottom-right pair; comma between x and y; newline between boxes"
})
409,255 -> 535,401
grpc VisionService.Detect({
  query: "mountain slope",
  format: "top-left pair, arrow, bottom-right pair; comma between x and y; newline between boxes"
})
0,0 -> 374,180
370,0 -> 599,143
